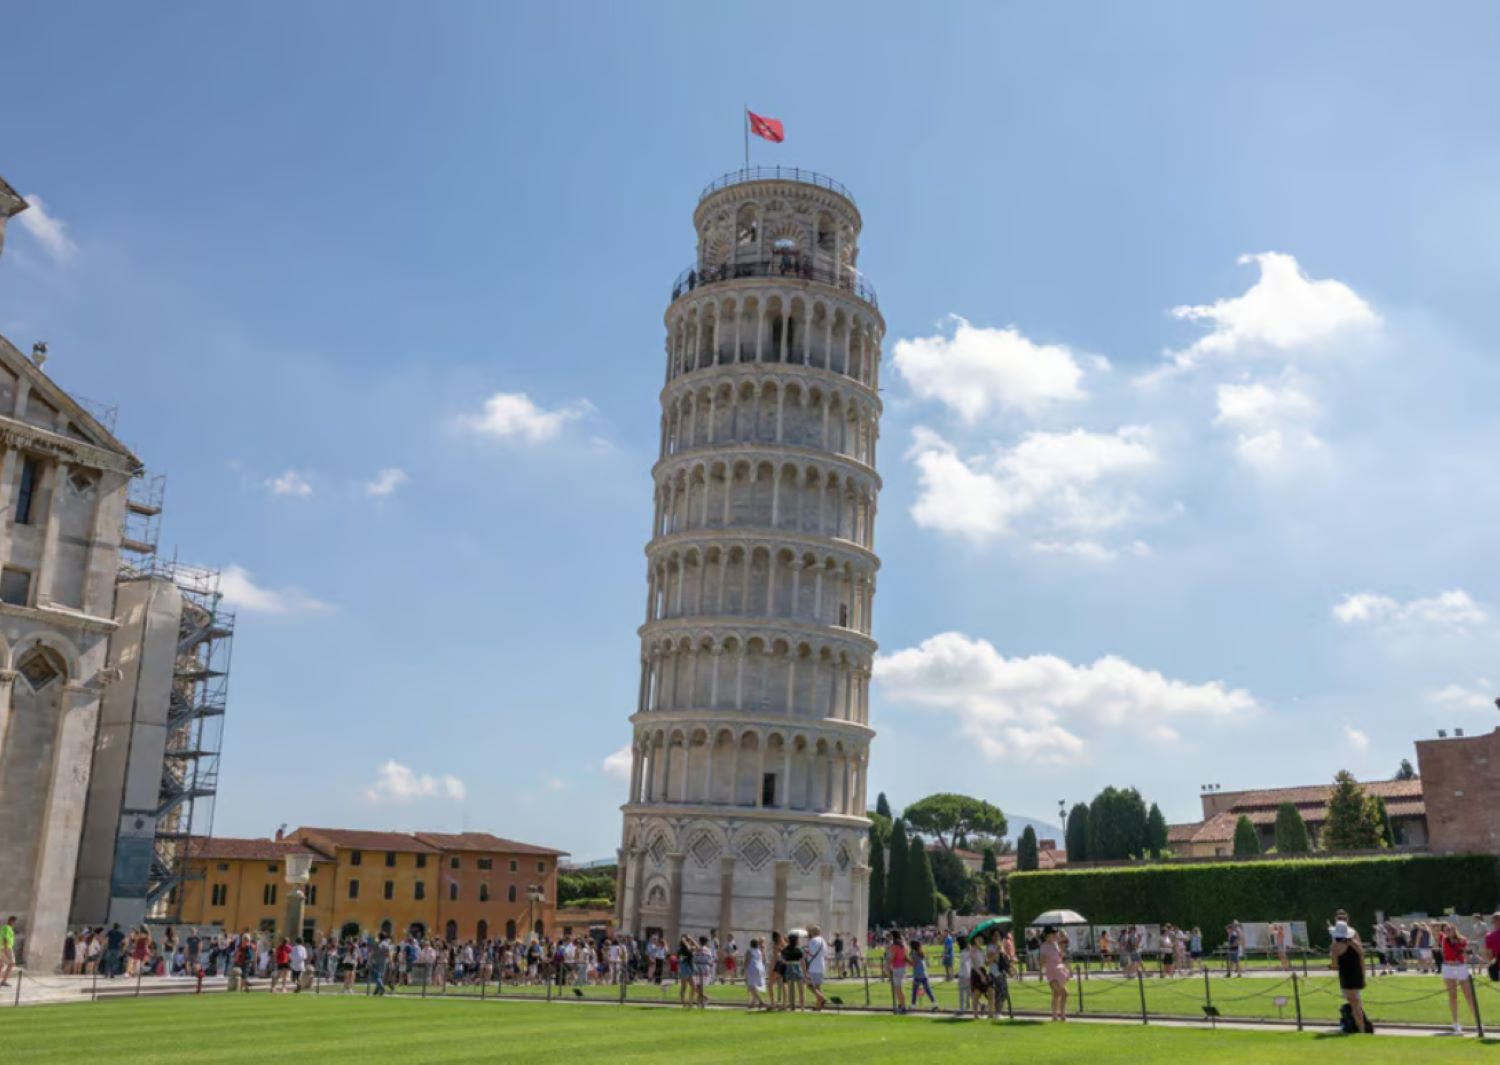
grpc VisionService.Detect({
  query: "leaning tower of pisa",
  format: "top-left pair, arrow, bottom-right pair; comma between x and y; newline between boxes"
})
616,168 -> 882,946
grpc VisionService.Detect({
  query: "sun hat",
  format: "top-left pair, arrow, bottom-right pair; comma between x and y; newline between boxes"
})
1330,920 -> 1352,940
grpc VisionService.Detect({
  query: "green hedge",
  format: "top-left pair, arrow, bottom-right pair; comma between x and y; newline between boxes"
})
1011,854 -> 1499,948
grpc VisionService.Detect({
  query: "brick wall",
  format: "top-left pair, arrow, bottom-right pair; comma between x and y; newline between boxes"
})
1416,728 -> 1500,853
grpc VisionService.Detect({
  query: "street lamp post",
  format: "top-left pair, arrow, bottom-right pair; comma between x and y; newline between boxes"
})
527,885 -> 545,941
283,853 -> 313,944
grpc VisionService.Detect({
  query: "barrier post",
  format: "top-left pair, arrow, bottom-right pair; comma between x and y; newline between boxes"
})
862,959 -> 870,1007
1469,974 -> 1485,1038
1137,970 -> 1148,1025
1203,967 -> 1212,1009
1291,972 -> 1303,1032
547,973 -> 553,1002
1076,968 -> 1085,1014
13,970 -> 21,1006
421,964 -> 428,999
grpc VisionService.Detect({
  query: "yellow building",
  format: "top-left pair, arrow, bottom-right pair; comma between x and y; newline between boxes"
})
179,828 -> 564,941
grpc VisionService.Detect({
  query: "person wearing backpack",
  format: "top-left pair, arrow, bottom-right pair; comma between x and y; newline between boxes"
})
1330,920 -> 1370,1033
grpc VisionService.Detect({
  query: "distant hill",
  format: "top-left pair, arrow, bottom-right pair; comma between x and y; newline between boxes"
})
1004,814 -> 1065,848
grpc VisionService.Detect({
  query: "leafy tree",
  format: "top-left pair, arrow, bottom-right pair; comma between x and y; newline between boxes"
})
903,793 -> 1008,851
1273,802 -> 1311,854
867,811 -> 892,847
1324,770 -> 1383,851
933,890 -> 952,916
981,846 -> 1001,913
905,834 -> 938,925
1232,815 -> 1260,857
1017,826 -> 1040,871
1394,759 -> 1418,781
929,845 -> 974,914
1086,787 -> 1151,860
868,830 -> 886,928
1374,795 -> 1396,848
876,793 -> 893,820
886,819 -> 910,926
1065,802 -> 1090,863
1147,803 -> 1169,859
558,872 -> 617,906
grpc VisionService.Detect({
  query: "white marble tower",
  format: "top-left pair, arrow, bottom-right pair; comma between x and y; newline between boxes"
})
617,168 -> 882,945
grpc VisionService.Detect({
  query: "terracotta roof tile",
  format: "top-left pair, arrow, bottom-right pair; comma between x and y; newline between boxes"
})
289,828 -> 441,853
186,837 -> 332,862
412,832 -> 567,856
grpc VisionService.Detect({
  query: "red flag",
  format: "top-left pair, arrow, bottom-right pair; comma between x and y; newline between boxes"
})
747,110 -> 785,143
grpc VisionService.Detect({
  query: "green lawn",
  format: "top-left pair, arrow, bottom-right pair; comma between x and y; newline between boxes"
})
3,995 -> 1496,1063
353,969 -> 1497,1029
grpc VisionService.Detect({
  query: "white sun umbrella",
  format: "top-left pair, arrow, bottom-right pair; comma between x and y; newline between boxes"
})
1030,909 -> 1088,927
788,928 -> 809,939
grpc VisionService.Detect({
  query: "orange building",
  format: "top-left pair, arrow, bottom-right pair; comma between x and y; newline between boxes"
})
179,828 -> 565,942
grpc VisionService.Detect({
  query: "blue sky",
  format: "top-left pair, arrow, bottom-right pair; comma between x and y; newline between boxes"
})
3,2 -> 1498,857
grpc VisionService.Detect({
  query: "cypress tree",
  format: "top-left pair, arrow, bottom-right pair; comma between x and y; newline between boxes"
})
886,819 -> 909,927
1232,814 -> 1260,857
981,845 -> 1001,913
1147,803 -> 1169,859
1017,826 -> 1039,871
1065,802 -> 1090,863
876,792 -> 893,820
905,833 -> 937,925
868,830 -> 887,927
1325,770 -> 1382,851
1374,795 -> 1396,848
1273,802 -> 1311,854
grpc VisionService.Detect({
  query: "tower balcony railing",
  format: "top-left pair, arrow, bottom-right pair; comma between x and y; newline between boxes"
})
700,167 -> 855,205
671,256 -> 878,308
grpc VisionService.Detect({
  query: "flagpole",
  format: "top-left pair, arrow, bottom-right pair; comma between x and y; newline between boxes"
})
743,105 -> 750,170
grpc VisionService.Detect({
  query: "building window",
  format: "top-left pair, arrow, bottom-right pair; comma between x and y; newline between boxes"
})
508,860 -> 518,873
762,773 -> 776,807
414,881 -> 425,901
479,884 -> 489,902
383,880 -> 394,901
216,863 -> 229,872
507,884 -> 516,903
305,885 -> 318,905
211,884 -> 228,907
262,884 -> 277,906
536,861 -> 545,874
267,863 -> 278,873
351,850 -> 362,866
0,567 -> 31,606
416,854 -> 427,868
477,858 -> 493,871
450,856 -> 460,870
14,457 -> 39,525
449,882 -> 459,902
348,879 -> 360,900
385,851 -> 396,867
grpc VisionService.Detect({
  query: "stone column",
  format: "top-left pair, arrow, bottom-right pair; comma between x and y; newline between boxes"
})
0,449 -> 17,566
0,669 -> 15,766
820,862 -> 836,934
851,864 -> 869,938
772,859 -> 791,934
27,683 -> 103,967
629,847 -> 647,935
282,884 -> 307,944
666,853 -> 686,944
717,855 -> 736,945
36,461 -> 67,606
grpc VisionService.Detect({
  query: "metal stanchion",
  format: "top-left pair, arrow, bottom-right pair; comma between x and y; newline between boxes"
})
1075,969 -> 1084,1014
1203,968 -> 1212,1010
863,960 -> 870,1007
1470,974 -> 1485,1038
1137,970 -> 1148,1024
1292,972 -> 1303,1031
13,970 -> 21,1006
421,965 -> 428,998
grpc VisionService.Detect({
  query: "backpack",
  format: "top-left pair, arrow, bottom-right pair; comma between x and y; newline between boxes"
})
1338,1003 -> 1375,1034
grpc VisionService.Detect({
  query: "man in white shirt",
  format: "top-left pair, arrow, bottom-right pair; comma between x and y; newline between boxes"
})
290,940 -> 309,992
805,924 -> 828,1010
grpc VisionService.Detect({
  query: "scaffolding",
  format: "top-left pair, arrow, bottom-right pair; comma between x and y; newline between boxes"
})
147,560 -> 234,919
112,470 -> 235,922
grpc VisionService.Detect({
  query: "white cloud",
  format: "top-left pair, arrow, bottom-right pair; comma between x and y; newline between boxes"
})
265,470 -> 313,497
1344,726 -> 1370,751
16,194 -> 77,263
218,564 -> 333,615
1333,589 -> 1488,629
1156,252 -> 1378,374
1214,379 -> 1324,473
602,745 -> 633,780
874,631 -> 1257,765
892,316 -> 1089,421
907,425 -> 1157,550
362,760 -> 466,804
1426,683 -> 1494,711
363,467 -> 407,497
457,392 -> 592,444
